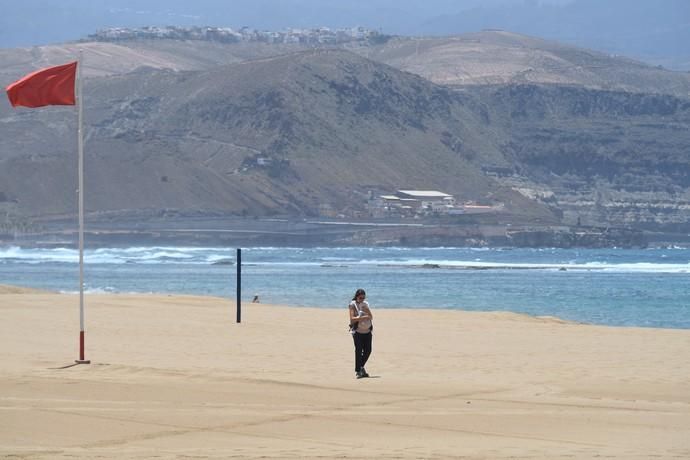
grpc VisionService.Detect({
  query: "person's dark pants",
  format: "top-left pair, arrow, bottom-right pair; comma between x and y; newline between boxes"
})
352,332 -> 372,372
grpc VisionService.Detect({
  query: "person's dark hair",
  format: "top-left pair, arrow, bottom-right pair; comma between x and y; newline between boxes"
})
352,288 -> 366,301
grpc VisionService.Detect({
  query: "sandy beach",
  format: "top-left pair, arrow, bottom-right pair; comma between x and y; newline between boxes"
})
1,285 -> 689,459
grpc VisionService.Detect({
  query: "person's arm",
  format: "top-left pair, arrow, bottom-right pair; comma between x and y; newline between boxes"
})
361,304 -> 373,320
349,304 -> 370,323
349,305 -> 359,323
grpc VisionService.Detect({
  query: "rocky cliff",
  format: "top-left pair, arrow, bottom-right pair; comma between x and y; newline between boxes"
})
469,84 -> 690,230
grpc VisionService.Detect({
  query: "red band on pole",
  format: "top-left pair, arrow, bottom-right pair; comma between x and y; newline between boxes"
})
75,329 -> 89,364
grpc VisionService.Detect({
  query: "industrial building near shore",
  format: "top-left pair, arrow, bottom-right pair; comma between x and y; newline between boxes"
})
368,190 -> 502,218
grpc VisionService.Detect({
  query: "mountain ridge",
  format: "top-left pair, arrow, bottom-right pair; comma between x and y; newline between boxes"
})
2,30 -> 689,97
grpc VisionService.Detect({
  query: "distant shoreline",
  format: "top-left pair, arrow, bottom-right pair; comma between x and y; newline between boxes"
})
4,217 -> 668,249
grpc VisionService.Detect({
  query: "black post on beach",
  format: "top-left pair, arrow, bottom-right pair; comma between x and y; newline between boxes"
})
236,248 -> 241,323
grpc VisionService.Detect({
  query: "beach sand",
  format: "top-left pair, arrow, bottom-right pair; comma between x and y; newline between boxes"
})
1,286 -> 689,459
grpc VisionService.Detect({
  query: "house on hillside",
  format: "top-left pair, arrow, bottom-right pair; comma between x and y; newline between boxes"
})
481,165 -> 515,177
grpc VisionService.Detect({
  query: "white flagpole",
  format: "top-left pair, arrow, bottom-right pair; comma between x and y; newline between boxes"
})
76,50 -> 90,364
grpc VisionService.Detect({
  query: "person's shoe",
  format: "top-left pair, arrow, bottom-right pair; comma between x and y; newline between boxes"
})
356,370 -> 365,379
360,368 -> 369,378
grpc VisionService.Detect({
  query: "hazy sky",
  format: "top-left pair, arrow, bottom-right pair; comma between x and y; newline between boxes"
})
1,0 -> 687,70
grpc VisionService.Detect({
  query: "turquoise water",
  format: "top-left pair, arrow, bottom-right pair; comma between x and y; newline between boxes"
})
1,246 -> 689,329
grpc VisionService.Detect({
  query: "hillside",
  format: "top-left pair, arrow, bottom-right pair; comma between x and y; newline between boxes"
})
359,31 -> 690,96
1,33 -> 689,240
472,84 -> 690,229
0,49 -> 552,222
0,40 -> 302,80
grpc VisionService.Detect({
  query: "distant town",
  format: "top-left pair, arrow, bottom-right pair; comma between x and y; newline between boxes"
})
85,25 -> 390,46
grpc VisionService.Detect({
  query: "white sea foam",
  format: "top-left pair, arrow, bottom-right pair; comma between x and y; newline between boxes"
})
355,258 -> 690,273
1,246 -> 688,273
59,287 -> 119,294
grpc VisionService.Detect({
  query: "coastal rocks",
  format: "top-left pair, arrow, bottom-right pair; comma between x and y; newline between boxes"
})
211,259 -> 235,265
421,263 -> 441,269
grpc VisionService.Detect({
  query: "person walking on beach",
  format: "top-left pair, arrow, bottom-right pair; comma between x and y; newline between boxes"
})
349,288 -> 373,379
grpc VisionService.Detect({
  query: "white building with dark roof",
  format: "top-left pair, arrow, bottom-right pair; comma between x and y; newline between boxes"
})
368,189 -> 460,216
396,190 -> 456,212
395,190 -> 453,200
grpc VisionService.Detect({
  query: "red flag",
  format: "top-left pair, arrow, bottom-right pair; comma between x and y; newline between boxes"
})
6,61 -> 77,108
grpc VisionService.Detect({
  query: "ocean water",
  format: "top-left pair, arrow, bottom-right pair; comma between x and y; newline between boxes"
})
1,246 -> 689,329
